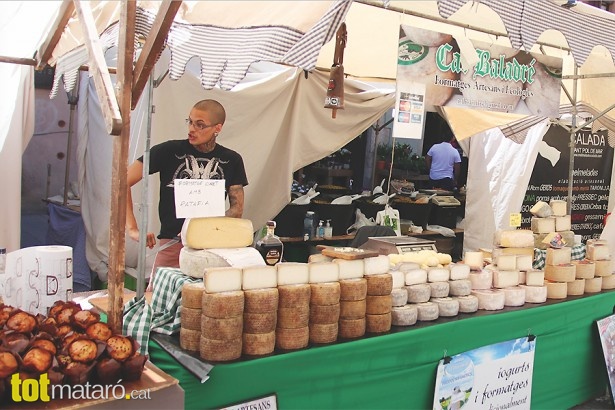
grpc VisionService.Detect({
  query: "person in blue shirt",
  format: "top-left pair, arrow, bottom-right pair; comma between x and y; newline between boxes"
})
425,129 -> 461,191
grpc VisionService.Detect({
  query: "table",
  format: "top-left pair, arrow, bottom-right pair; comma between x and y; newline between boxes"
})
279,234 -> 356,262
148,290 -> 615,409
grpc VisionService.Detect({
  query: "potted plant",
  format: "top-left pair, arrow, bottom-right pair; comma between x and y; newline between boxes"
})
376,143 -> 392,170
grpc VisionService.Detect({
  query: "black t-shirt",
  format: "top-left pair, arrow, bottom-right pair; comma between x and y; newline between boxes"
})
139,139 -> 248,239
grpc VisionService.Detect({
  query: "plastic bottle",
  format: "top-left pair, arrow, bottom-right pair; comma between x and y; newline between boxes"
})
317,220 -> 325,238
0,248 -> 5,275
303,211 -> 316,240
324,220 -> 333,238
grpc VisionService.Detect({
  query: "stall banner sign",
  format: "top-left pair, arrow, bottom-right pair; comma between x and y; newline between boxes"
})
596,314 -> 615,405
174,179 -> 225,218
398,25 -> 562,116
521,126 -> 614,241
433,336 -> 535,410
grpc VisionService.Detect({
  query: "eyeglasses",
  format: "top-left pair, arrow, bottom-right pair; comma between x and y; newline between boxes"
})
185,118 -> 216,131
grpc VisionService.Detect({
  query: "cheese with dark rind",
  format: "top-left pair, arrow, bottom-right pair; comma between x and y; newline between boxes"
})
277,305 -> 310,328
309,323 -> 338,344
243,311 -> 277,333
365,295 -> 392,315
338,318 -> 366,339
365,312 -> 392,333
339,299 -> 367,319
202,291 -> 244,318
277,284 -> 311,308
391,305 -> 418,326
181,281 -> 205,308
242,332 -> 275,356
365,273 -> 393,296
339,278 -> 367,301
309,303 -> 340,324
179,328 -> 200,352
310,282 -> 341,306
275,326 -> 309,350
201,315 -> 243,340
180,306 -> 202,331
244,288 -> 279,313
199,335 -> 242,362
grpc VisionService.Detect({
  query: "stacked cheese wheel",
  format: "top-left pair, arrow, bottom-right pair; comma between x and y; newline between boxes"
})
242,266 -> 279,356
543,247 -> 577,299
364,256 -> 392,333
585,239 -> 613,292
530,200 -> 575,251
179,282 -> 205,352
336,259 -> 367,339
465,249 -> 505,311
308,262 -> 341,344
488,249 -> 526,307
276,263 -> 311,350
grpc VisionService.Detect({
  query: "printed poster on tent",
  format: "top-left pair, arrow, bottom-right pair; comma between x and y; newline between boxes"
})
433,336 -> 536,410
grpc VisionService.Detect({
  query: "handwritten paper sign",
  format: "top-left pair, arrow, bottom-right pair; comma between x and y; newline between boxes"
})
174,179 -> 225,218
509,213 -> 522,227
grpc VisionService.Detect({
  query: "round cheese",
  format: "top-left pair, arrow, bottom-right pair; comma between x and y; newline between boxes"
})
503,286 -> 526,306
545,264 -> 576,282
180,306 -> 202,331
594,259 -> 613,277
310,282 -> 341,306
428,268 -> 450,283
585,277 -> 603,293
201,315 -> 243,340
338,318 -> 366,339
179,247 -> 230,278
365,312 -> 392,333
455,295 -> 479,313
277,305 -> 310,329
391,288 -> 409,307
243,311 -> 277,333
339,278 -> 367,301
278,284 -> 311,308
416,302 -> 439,321
429,281 -> 450,298
449,279 -> 472,296
366,295 -> 392,315
199,335 -> 242,362
244,288 -> 279,313
366,274 -> 393,296
391,305 -> 418,326
567,279 -> 585,295
179,327 -> 200,352
601,274 -> 615,290
364,255 -> 390,276
471,289 -> 505,310
449,263 -> 470,280
469,270 -> 493,290
242,331 -> 275,356
309,323 -> 339,344
181,281 -> 205,308
431,297 -> 459,317
339,299 -> 367,320
390,270 -> 406,289
275,326 -> 309,350
405,269 -> 428,286
464,251 -> 484,270
573,260 -> 596,279
520,285 -> 547,304
309,303 -> 341,325
545,281 -> 568,299
405,284 -> 431,303
202,291 -> 244,318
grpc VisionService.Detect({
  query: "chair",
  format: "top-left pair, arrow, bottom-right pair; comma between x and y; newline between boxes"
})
350,225 -> 396,248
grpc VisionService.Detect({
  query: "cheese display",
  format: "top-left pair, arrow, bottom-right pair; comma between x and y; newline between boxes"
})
544,264 -> 576,282
277,284 -> 310,307
525,270 -> 545,286
310,282 -> 341,305
201,315 -> 243,340
549,199 -> 567,216
309,323 -> 339,344
243,331 -> 275,356
338,318 -> 366,339
464,251 -> 484,270
275,326 -> 309,350
545,247 -> 572,265
555,215 -> 571,232
427,268 -> 450,282
200,336 -> 242,361
366,312 -> 392,333
364,255 -> 390,275
339,299 -> 367,319
242,265 -> 277,290
179,247 -> 230,278
309,262 -> 340,283
181,281 -> 206,309
366,273 -> 393,296
277,262 -> 309,285
405,269 -> 428,285
530,201 -> 553,218
334,258 -> 365,280
277,306 -> 310,328
202,291 -> 244,318
449,263 -> 470,280
520,284 -> 548,303
495,230 -> 534,248
585,277 -> 603,293
366,295 -> 393,315
180,327 -> 201,352
204,267 -> 242,293
545,281 -> 568,299
567,279 -> 585,296
391,305 -> 418,326
339,278 -> 367,301
180,307 -> 202,330
455,295 -> 479,313
431,297 -> 459,317
310,304 -> 341,324
243,312 -> 277,333
471,289 -> 505,310
277,281 -> 310,350
391,288 -> 409,307
406,283 -> 431,303
531,217 -> 556,234
429,281 -> 450,298
449,279 -> 472,296
469,270 -> 493,290
492,270 -> 520,289
391,270 -> 405,289
594,259 -> 613,277
244,288 -> 279,313
416,302 -> 439,321
601,274 -> 615,289
181,217 -> 254,249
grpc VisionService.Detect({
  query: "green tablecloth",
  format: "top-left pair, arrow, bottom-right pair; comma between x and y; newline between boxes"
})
149,291 -> 615,410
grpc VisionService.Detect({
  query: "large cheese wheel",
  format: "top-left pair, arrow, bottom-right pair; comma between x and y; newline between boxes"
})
243,311 -> 277,333
502,286 -> 526,306
585,277 -> 603,293
366,274 -> 393,296
309,323 -> 338,344
405,284 -> 431,303
587,244 -> 610,261
544,264 -> 576,282
449,263 -> 470,280
449,279 -> 472,296
594,259 -> 613,277
179,327 -> 200,352
242,265 -> 277,290
277,305 -> 310,328
429,281 -> 450,298
180,307 -> 202,331
338,318 -> 366,339
455,295 -> 479,313
431,297 -> 459,317
181,217 -> 253,249
545,281 -> 567,299
391,305 -> 418,326
309,303 -> 340,324
567,279 -> 585,295
469,270 -> 493,290
495,230 -> 534,248
573,260 -> 595,279
520,285 -> 547,304
201,315 -> 243,340
391,288 -> 409,307
416,302 -> 439,321
202,291 -> 244,318
199,335 -> 242,362
310,282 -> 341,305
546,247 -> 572,265
471,289 -> 505,311
365,312 -> 392,333
242,332 -> 275,356
278,284 -> 311,307
339,278 -> 367,301
391,270 -> 406,289
602,274 -> 615,290
181,281 -> 205,308
339,299 -> 367,319
179,248 -> 230,278
366,295 -> 392,315
244,288 -> 279,313
526,270 -> 545,286
276,326 -> 309,350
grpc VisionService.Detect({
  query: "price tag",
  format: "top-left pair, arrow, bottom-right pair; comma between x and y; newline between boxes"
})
509,213 -> 522,227
174,179 -> 225,218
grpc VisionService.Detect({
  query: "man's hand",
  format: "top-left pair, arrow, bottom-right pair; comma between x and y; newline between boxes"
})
127,226 -> 156,249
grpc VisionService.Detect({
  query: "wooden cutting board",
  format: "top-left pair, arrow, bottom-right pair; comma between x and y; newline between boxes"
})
318,246 -> 380,260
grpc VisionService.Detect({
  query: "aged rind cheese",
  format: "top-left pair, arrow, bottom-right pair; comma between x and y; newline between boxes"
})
180,306 -> 202,331
531,217 -> 556,234
179,327 -> 200,352
310,282 -> 341,305
366,295 -> 393,315
181,281 -> 206,308
495,230 -> 534,248
549,199 -> 567,216
391,288 -> 408,307
555,215 -> 571,232
339,278 -> 367,301
275,326 -> 309,350
391,305 -> 418,326
585,277 -> 603,293
309,303 -> 341,324
545,280 -> 568,299
202,291 -> 244,318
339,299 -> 367,319
455,295 -> 479,313
496,254 -> 517,271
594,259 -> 613,276
277,305 -> 310,328
471,289 -> 505,310
416,302 -> 439,321
449,263 -> 470,280
432,297 -> 459,317
364,255 -> 391,276
366,273 -> 393,296
242,332 -> 275,356
242,265 -> 277,290
365,312 -> 392,333
544,264 -> 576,282
391,270 -> 405,289
601,274 -> 615,290
405,269 -> 428,286
546,247 -> 572,265
309,323 -> 339,344
199,336 -> 242,362
338,318 -> 366,339
308,254 -> 333,263
464,251 -> 484,270
469,270 -> 493,290
308,262 -> 340,283
244,288 -> 279,313
277,262 -> 309,285
492,270 -> 520,289
429,281 -> 450,298
204,267 -> 242,293
334,259 -> 365,280
182,217 -> 254,249
243,311 -> 277,333
502,286 -> 526,306
519,285 -> 547,304
405,283 -> 431,303
201,315 -> 243,340
525,270 -> 545,286
572,260 -> 596,279
516,254 -> 534,272
278,284 -> 311,308
530,201 -> 553,218
567,279 -> 585,295
449,279 -> 472,296
428,268 -> 450,283
179,248 -> 231,278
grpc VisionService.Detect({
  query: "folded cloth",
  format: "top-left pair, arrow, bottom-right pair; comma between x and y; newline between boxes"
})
533,244 -> 585,270
123,268 -> 198,355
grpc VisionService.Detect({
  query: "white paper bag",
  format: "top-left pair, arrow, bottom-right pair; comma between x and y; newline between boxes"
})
376,205 -> 401,236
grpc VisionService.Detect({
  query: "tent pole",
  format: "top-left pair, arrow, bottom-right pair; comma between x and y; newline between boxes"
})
567,64 -> 578,212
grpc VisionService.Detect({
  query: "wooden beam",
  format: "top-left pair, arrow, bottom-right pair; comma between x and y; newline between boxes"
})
0,56 -> 36,66
73,0 -> 122,135
35,0 -> 75,70
131,0 -> 181,109
106,0 -> 136,335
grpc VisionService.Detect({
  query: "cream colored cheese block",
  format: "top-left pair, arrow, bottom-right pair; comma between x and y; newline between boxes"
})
180,307 -> 202,331
310,282 -> 341,306
517,254 -> 534,272
204,267 -> 242,293
601,274 -> 615,290
391,288 -> 408,307
275,326 -> 309,350
429,281 -> 450,298
277,262 -> 309,285
202,291 -> 245,319
243,311 -> 277,333
201,315 -> 243,340
492,270 -> 520,289
546,247 -> 572,265
530,201 -> 553,218
179,247 -> 230,278
309,303 -> 340,325
525,270 -> 545,286
428,268 -> 450,283
334,259 -> 365,280
277,284 -> 310,308
531,217 -> 556,234
585,277 -> 603,293
545,280 -> 568,299
594,259 -> 613,276
405,283 -> 431,303
573,260 -> 596,279
471,289 -> 505,310
567,279 -> 585,295
492,247 -> 535,259
416,302 -> 439,321
339,299 -> 367,319
242,265 -> 277,290
555,215 -> 571,232
587,239 -> 609,246
364,255 -> 391,275
181,281 -> 205,308
339,278 -> 367,301
549,199 -> 567,216
391,270 -> 405,289
277,305 -> 310,328
449,279 -> 472,296
391,305 -> 418,326
495,230 -> 534,248
503,286 -> 526,306
365,312 -> 392,333
309,262 -> 340,283
244,288 -> 279,313
469,270 -> 493,290
455,295 -> 479,313
243,331 -> 275,356
309,323 -> 339,344
181,217 -> 253,249
366,273 -> 393,296
366,295 -> 393,315
179,328 -> 200,352
338,318 -> 366,339
518,270 -> 526,285
432,297 -> 459,317
405,269 -> 428,285
520,285 -> 547,304
464,251 -> 484,270
449,263 -> 470,280
200,336 -> 242,362
396,262 -> 421,273
496,254 -> 517,271
544,264 -> 576,282
308,254 -> 333,263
